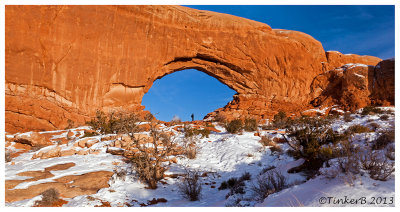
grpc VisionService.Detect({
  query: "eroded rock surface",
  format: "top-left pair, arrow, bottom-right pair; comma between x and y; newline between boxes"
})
5,5 -> 387,132
370,59 -> 395,106
310,58 -> 395,112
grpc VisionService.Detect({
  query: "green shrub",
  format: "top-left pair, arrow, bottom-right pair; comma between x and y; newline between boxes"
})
243,118 -> 258,132
82,130 -> 99,138
372,130 -> 395,150
380,114 -> 389,121
225,119 -> 243,134
361,106 -> 383,115
286,117 -> 345,172
86,110 -> 140,134
184,125 -> 210,138
346,124 -> 372,134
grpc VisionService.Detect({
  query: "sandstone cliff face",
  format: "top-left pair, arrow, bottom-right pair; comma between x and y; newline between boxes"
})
370,59 -> 395,106
5,5 -> 386,132
309,58 -> 395,112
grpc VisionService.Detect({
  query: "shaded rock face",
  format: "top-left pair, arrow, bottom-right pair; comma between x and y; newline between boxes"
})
370,59 -> 395,106
5,5 -> 385,132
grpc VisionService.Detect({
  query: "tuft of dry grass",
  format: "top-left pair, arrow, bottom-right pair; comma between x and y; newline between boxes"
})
35,188 -> 60,206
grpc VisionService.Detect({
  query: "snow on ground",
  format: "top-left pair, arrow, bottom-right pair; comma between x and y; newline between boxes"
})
5,107 -> 395,207
258,174 -> 395,207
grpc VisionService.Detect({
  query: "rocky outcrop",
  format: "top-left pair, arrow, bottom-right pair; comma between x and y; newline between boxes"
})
324,51 -> 382,71
6,169 -> 113,202
309,59 -> 395,112
5,5 -> 385,132
370,59 -> 395,106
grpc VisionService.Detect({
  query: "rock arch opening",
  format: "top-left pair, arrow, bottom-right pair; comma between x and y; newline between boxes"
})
142,69 -> 236,122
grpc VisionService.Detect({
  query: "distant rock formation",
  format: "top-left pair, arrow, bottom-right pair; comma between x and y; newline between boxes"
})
5,5 -> 390,132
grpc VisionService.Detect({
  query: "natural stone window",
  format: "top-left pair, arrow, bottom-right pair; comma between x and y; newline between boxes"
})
142,69 -> 236,121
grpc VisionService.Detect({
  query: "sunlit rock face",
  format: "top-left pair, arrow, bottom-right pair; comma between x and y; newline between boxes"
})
5,5 -> 387,132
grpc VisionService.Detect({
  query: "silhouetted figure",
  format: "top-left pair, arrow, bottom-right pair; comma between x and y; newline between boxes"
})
191,113 -> 194,122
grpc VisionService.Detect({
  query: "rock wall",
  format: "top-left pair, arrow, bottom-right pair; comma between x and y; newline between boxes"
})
6,5 -> 386,132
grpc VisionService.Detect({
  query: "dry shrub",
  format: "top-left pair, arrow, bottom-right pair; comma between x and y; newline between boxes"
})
343,112 -> 354,122
87,110 -> 141,134
385,144 -> 395,160
214,113 -> 227,124
113,168 -> 128,181
171,115 -> 182,125
225,119 -> 243,134
369,122 -> 380,131
260,166 -> 276,175
82,130 -> 99,138
346,124 -> 372,134
65,119 -> 75,130
184,125 -> 210,139
273,137 -> 286,144
337,140 -> 361,174
272,111 -> 288,129
144,113 -> 155,122
372,130 -> 394,150
35,188 -> 60,206
361,106 -> 383,115
244,118 -> 257,132
5,150 -> 13,162
128,121 -> 175,189
251,170 -> 287,202
259,136 -> 274,146
270,145 -> 282,153
219,172 -> 252,199
218,172 -> 251,192
239,172 -> 252,181
182,136 -> 198,159
380,114 -> 389,121
178,169 -> 202,201
259,136 -> 282,153
360,150 -> 395,181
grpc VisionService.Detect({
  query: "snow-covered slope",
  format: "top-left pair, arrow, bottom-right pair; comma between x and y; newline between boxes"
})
5,107 -> 395,207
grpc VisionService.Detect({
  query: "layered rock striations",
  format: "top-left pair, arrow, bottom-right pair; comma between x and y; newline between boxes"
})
5,5 -> 390,132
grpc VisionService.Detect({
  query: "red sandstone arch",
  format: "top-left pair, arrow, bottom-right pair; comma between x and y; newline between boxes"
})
5,5 -> 383,133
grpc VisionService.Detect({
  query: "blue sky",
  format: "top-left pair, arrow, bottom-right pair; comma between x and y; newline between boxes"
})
142,5 -> 395,121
